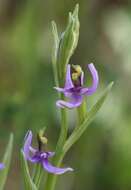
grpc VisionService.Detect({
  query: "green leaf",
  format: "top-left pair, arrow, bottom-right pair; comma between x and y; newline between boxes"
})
51,21 -> 59,66
63,82 -> 114,154
21,151 -> 37,190
32,164 -> 43,189
51,21 -> 59,87
0,133 -> 14,190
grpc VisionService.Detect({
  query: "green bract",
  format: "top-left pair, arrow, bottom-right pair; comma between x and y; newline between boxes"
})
52,4 -> 80,85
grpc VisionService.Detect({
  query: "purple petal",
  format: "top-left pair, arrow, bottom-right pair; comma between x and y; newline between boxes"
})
56,94 -> 83,109
81,63 -> 99,95
30,152 -> 54,163
54,65 -> 74,98
54,87 -> 73,98
29,146 -> 37,154
30,153 -> 42,163
54,87 -> 66,93
23,131 -> 32,160
64,64 -> 74,89
23,130 -> 36,161
0,163 -> 5,170
42,159 -> 73,175
41,152 -> 55,159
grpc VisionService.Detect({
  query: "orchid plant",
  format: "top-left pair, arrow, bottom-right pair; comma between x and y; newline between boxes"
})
0,4 -> 113,190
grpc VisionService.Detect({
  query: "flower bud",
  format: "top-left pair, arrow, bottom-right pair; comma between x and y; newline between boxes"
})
52,4 -> 80,85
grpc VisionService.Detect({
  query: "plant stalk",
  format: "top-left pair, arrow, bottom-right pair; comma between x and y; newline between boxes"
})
45,104 -> 68,190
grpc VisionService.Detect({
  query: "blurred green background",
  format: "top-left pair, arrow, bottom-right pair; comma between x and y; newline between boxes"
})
0,0 -> 131,189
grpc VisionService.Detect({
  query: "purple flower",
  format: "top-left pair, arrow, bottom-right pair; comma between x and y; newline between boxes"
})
23,131 -> 73,175
0,163 -> 4,170
55,63 -> 99,109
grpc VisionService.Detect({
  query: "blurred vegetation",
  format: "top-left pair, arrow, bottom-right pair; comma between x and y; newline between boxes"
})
0,0 -> 131,189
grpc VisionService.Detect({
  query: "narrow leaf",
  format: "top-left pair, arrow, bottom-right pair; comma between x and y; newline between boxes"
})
51,21 -> 59,87
21,151 -> 37,190
63,82 -> 114,154
0,133 -> 14,190
32,164 -> 43,189
51,21 -> 59,64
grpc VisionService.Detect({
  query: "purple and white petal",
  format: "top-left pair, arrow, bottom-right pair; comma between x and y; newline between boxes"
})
54,87 -> 66,93
56,94 -> 83,109
29,146 -> 37,154
41,152 -> 55,159
81,63 -> 99,95
54,87 -> 73,98
43,159 -> 73,175
0,163 -> 5,170
30,154 -> 41,163
54,65 -> 74,95
64,64 -> 74,89
23,130 -> 37,161
23,130 -> 32,160
86,63 -> 99,95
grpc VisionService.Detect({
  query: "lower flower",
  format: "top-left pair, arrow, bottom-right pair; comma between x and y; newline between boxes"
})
23,130 -> 73,175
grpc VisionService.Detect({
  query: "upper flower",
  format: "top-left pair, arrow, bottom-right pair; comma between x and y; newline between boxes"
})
23,130 -> 73,175
55,63 -> 99,108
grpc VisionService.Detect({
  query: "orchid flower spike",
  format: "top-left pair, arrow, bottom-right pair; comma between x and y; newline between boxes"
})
55,63 -> 99,109
0,163 -> 4,170
23,131 -> 73,175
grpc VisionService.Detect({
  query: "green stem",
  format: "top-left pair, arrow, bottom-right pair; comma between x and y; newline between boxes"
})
45,105 -> 68,190
33,164 -> 43,188
77,98 -> 87,126
44,155 -> 64,190
45,100 -> 87,190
